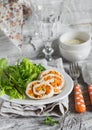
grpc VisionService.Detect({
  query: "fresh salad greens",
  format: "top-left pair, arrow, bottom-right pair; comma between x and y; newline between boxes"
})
0,58 -> 45,99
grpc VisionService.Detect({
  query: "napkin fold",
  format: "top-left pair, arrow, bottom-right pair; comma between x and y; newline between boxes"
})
0,58 -> 69,117
0,97 -> 68,117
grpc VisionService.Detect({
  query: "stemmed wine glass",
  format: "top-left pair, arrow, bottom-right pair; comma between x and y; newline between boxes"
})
29,0 -> 65,61
23,11 -> 39,51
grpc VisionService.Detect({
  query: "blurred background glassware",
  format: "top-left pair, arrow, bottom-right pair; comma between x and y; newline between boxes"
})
29,0 -> 65,61
22,4 -> 40,51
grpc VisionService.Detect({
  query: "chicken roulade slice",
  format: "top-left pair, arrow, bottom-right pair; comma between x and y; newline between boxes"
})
41,74 -> 65,94
26,81 -> 54,99
40,69 -> 62,79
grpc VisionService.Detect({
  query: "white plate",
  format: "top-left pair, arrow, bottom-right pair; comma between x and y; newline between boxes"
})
0,68 -> 73,105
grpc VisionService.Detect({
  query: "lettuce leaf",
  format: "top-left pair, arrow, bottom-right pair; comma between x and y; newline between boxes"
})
0,58 -> 46,99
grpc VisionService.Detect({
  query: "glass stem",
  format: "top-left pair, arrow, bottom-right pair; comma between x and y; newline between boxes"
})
42,41 -> 54,61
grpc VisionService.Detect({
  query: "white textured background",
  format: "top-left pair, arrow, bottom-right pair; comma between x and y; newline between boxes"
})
62,0 -> 92,24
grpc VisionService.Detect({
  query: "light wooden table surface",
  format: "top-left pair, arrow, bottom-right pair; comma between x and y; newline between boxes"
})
0,28 -> 92,130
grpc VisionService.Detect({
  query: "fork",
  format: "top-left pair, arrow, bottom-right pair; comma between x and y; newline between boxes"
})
69,62 -> 86,113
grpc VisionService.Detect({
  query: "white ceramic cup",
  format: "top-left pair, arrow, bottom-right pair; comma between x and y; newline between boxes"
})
59,31 -> 91,62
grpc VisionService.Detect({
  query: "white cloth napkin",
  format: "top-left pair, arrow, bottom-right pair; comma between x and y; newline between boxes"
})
0,58 -> 69,117
81,62 -> 92,85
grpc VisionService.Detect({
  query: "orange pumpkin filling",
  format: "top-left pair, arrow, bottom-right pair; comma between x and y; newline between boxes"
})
43,75 -> 63,87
